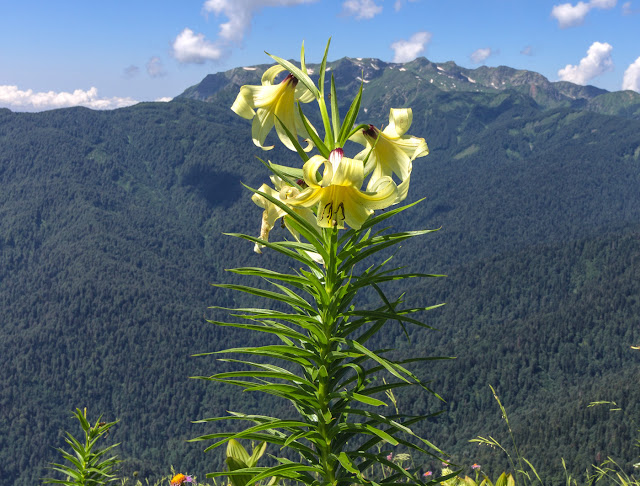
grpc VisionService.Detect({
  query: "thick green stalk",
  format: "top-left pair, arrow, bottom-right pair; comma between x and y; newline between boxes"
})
317,227 -> 340,485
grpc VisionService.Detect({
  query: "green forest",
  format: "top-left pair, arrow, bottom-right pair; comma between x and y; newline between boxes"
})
0,58 -> 639,485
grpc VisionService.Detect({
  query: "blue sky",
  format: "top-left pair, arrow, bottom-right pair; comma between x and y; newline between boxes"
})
1,0 -> 639,111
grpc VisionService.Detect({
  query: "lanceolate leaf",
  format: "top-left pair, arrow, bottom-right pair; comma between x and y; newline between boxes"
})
265,52 -> 319,99
213,284 -> 316,313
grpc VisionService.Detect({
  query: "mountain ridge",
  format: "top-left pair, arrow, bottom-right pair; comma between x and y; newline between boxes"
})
177,56 -> 640,119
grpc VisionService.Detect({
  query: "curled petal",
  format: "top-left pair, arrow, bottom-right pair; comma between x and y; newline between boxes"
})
385,108 -> 413,138
356,176 -> 399,210
230,86 -> 256,120
395,170 -> 412,203
303,155 -> 333,188
230,66 -> 316,151
251,184 -> 287,252
251,178 -> 320,254
262,65 -> 286,85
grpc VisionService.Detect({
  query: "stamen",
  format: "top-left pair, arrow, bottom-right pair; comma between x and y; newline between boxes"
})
282,73 -> 299,87
363,124 -> 378,138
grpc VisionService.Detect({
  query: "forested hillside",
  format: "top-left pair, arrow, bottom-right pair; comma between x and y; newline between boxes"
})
1,59 -> 639,485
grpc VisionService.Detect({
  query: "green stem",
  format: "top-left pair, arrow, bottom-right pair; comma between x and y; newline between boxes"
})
317,227 -> 340,486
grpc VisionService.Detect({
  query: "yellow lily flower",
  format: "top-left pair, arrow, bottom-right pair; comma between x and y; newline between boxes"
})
231,65 -> 315,151
288,149 -> 398,229
351,108 -> 428,201
251,175 -> 318,254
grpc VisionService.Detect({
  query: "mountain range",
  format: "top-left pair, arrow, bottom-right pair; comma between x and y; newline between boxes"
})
179,56 -> 640,120
1,57 -> 639,486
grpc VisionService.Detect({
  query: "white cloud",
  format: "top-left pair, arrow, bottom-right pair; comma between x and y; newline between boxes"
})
124,65 -> 140,79
390,31 -> 432,63
622,56 -> 640,91
0,86 -> 137,112
172,28 -> 223,64
342,0 -> 382,19
590,0 -> 616,7
551,2 -> 591,27
393,0 -> 417,12
203,0 -> 317,44
146,57 -> 166,77
557,41 -> 613,84
622,1 -> 639,13
551,0 -> 616,28
521,45 -> 534,56
470,47 -> 494,64
155,97 -> 174,102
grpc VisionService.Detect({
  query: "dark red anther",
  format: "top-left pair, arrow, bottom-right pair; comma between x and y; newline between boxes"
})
282,73 -> 299,87
363,124 -> 378,138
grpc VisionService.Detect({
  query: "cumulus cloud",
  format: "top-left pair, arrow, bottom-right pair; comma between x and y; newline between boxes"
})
390,31 -> 432,63
342,0 -> 382,19
622,1 -> 639,13
0,86 -> 137,112
622,56 -> 640,91
155,97 -> 174,102
202,0 -> 317,44
551,2 -> 592,27
172,28 -> 223,63
551,0 -> 616,28
146,57 -> 166,77
557,41 -> 613,84
470,47 -> 494,64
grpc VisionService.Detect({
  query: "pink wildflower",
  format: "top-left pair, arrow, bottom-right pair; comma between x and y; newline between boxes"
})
387,453 -> 393,461
423,471 -> 433,477
472,463 -> 481,470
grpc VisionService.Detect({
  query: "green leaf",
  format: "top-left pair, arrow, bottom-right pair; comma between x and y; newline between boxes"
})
267,162 -> 303,181
226,439 -> 252,464
227,232 -> 321,272
297,103 -> 329,157
204,320 -> 315,344
330,74 -> 340,142
213,283 -> 316,313
318,38 -> 331,95
336,423 -> 399,445
211,370 -> 314,388
265,53 -> 319,99
339,198 -> 428,247
338,82 -> 363,146
274,115 -> 311,162
328,391 -> 387,407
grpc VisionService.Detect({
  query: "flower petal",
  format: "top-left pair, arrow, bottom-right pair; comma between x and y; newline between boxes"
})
230,86 -> 257,120
262,65 -> 286,85
384,108 -> 413,138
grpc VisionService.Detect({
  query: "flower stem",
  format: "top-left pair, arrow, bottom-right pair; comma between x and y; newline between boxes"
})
316,227 -> 341,485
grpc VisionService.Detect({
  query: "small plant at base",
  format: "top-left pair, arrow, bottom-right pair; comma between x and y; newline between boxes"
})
470,386 -> 542,486
226,440 -> 277,486
43,408 -> 120,486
